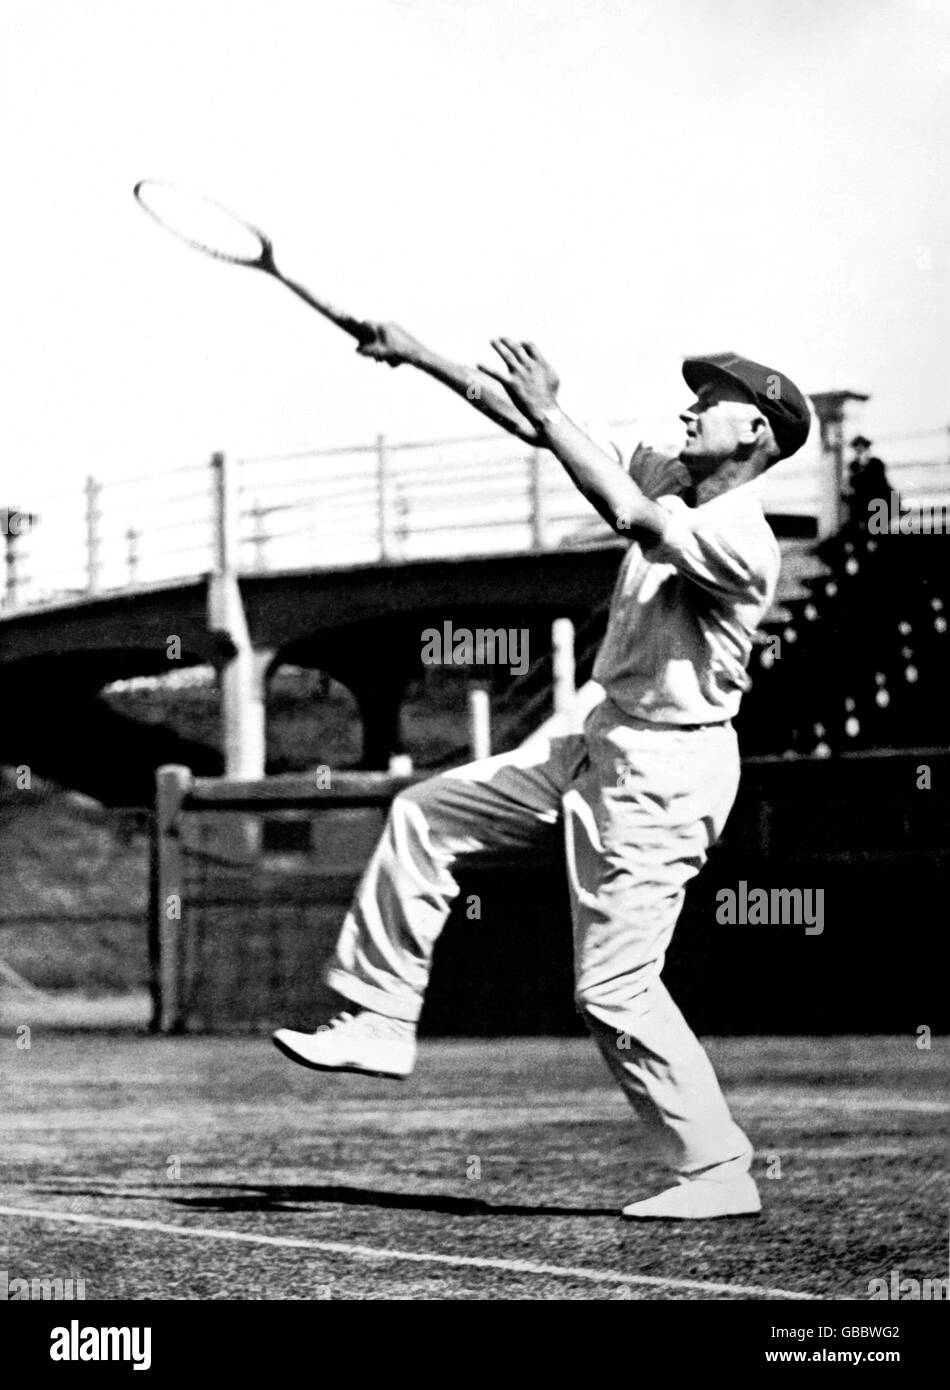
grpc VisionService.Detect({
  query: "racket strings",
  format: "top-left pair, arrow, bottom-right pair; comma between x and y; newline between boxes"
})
134,181 -> 268,265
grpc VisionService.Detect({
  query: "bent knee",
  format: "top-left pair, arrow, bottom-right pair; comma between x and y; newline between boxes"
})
574,968 -> 659,1018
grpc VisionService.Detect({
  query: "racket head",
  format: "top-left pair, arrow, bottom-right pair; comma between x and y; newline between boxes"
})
133,180 -> 273,267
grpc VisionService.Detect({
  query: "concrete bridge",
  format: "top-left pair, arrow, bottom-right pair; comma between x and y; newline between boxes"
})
1,544 -> 627,802
4,399 -> 943,803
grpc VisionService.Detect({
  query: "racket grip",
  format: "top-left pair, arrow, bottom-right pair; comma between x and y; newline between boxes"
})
278,272 -> 374,344
348,318 -> 378,346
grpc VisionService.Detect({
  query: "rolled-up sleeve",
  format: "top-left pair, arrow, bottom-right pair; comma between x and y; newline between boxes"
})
645,495 -> 773,604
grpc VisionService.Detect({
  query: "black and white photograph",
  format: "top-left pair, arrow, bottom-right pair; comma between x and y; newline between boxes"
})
1,0 -> 947,1353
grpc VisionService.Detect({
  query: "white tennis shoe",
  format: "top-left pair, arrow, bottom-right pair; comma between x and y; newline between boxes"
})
622,1172 -> 761,1220
272,1009 -> 417,1079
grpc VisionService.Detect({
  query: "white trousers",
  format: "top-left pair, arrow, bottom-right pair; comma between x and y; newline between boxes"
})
326,697 -> 751,1176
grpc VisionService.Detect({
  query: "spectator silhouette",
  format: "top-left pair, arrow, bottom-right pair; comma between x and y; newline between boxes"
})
846,435 -> 897,534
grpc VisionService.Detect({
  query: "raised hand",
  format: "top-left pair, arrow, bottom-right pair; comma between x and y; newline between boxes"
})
477,338 -> 561,426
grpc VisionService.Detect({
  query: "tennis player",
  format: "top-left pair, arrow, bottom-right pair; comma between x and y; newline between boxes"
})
274,325 -> 810,1220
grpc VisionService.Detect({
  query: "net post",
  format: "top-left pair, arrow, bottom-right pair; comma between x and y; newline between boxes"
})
150,763 -> 193,1033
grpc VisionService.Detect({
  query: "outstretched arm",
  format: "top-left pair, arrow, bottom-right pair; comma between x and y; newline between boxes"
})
478,337 -> 671,542
357,321 -> 542,445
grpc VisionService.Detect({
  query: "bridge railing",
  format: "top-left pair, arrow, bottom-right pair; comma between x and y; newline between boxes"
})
2,421 -> 947,613
233,431 -> 623,572
3,461 -> 217,610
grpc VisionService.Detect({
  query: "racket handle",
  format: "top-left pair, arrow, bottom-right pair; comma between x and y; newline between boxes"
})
276,271 -> 374,344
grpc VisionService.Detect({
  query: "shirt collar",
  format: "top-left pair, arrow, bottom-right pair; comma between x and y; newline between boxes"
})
699,474 -> 766,511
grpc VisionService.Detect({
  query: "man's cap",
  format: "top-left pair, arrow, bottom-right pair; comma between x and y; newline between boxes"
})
850,434 -> 872,450
682,351 -> 811,460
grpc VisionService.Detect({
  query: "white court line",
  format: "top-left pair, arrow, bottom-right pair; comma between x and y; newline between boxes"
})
0,1204 -> 819,1301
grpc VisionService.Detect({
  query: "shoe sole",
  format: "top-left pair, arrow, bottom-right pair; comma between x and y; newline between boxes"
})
271,1032 -> 411,1080
621,1208 -> 762,1222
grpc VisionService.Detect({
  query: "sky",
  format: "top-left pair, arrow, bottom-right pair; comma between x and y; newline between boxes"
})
1,0 -> 948,501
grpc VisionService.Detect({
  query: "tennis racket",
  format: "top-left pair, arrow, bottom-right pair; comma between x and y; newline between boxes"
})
133,180 -> 375,344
